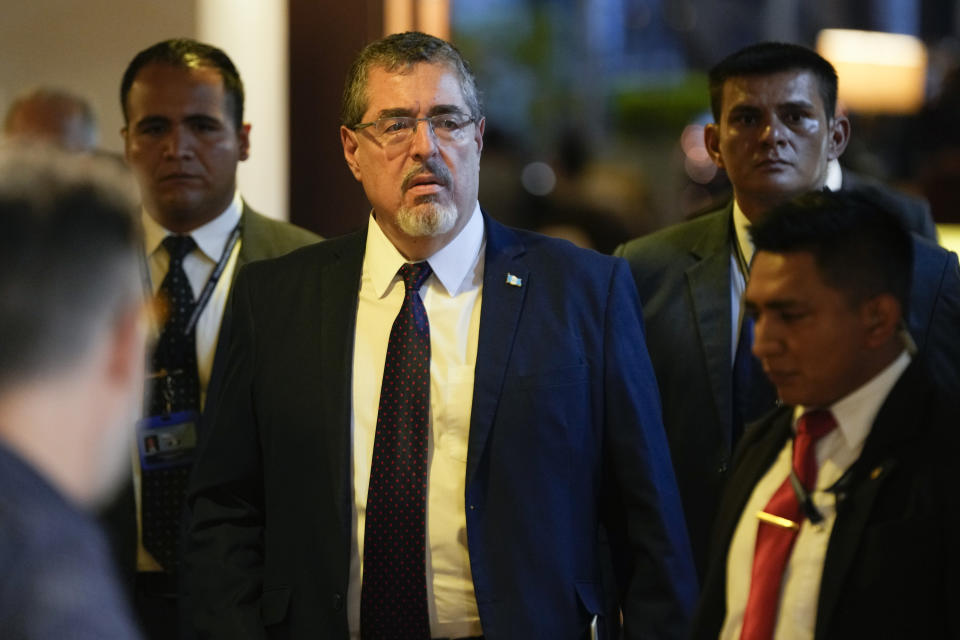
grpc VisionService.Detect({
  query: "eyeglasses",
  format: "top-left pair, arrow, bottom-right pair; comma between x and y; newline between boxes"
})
352,113 -> 475,146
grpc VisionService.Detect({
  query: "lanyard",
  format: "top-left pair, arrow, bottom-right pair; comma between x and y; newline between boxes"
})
732,218 -> 751,284
143,223 -> 242,337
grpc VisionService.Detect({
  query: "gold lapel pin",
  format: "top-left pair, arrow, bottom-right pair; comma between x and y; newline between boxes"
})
870,466 -> 883,480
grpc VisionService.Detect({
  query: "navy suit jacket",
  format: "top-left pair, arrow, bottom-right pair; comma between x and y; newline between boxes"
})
184,214 -> 698,639
690,361 -> 960,639
614,204 -> 960,578
0,443 -> 142,639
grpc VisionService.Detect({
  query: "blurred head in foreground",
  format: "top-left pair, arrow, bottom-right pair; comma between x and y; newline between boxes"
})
0,147 -> 145,507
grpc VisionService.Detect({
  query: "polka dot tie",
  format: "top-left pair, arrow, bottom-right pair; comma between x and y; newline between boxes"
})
143,234 -> 200,573
361,262 -> 433,640
739,409 -> 838,640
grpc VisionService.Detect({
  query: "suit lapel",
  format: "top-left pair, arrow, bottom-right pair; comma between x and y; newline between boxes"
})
466,215 -> 527,488
315,230 -> 366,543
697,408 -> 792,635
686,205 -> 736,450
715,409 -> 792,552
815,362 -> 927,636
234,203 -> 263,278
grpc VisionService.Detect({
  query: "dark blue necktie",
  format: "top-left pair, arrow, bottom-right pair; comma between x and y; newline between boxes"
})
361,262 -> 433,640
731,314 -> 777,446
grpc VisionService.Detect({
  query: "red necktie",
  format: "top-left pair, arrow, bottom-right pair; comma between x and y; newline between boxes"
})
361,262 -> 433,640
739,409 -> 838,640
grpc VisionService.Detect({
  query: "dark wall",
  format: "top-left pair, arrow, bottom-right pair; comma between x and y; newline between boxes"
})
289,0 -> 383,237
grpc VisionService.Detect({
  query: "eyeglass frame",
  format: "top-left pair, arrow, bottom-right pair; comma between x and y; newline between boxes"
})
351,112 -> 478,145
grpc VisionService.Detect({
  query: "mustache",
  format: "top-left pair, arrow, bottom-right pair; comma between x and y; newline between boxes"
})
401,161 -> 452,193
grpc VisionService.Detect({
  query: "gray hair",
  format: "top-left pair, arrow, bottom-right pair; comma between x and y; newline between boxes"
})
3,87 -> 99,152
0,147 -> 141,390
341,31 -> 483,128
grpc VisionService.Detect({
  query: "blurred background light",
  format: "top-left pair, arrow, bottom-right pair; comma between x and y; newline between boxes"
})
817,28 -> 927,114
521,161 -> 557,196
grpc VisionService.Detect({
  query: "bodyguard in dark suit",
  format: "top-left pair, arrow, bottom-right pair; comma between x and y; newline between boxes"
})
185,32 -> 696,640
101,39 -> 319,639
614,42 -> 960,578
692,190 -> 960,639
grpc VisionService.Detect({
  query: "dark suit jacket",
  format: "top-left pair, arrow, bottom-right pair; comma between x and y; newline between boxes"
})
184,214 -> 698,640
613,204 -> 960,578
100,204 -> 320,589
690,362 -> 960,639
0,443 -> 142,639
841,168 -> 938,242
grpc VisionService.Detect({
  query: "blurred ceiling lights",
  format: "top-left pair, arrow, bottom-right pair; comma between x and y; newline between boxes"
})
680,124 -> 717,184
385,0 -> 449,40
816,28 -> 927,115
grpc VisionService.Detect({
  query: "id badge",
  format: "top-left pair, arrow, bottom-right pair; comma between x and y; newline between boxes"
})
137,411 -> 199,471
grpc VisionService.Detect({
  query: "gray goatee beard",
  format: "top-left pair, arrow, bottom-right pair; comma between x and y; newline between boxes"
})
396,197 -> 457,237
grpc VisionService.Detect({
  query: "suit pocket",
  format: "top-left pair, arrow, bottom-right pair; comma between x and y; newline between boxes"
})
856,516 -> 939,588
504,363 -> 589,391
575,580 -> 602,615
575,581 -> 605,640
261,586 -> 291,627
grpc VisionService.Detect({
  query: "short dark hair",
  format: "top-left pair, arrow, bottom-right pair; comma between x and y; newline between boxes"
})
708,42 -> 838,122
341,31 -> 483,128
120,38 -> 245,130
0,148 -> 141,390
749,189 -> 912,315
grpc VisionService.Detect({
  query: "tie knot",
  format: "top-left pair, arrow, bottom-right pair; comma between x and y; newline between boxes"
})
162,234 -> 197,262
398,262 -> 432,291
796,409 -> 838,442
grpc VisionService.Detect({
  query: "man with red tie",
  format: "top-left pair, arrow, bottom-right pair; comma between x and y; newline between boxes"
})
691,189 -> 960,639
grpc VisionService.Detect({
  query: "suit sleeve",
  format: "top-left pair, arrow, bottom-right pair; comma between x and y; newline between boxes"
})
183,267 -> 267,640
601,258 -> 699,639
920,249 -> 960,394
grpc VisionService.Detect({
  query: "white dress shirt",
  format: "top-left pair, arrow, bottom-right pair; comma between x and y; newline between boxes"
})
720,351 -> 911,640
825,159 -> 844,191
729,200 -> 755,362
349,203 -> 485,639
142,191 -> 243,406
137,191 -> 243,570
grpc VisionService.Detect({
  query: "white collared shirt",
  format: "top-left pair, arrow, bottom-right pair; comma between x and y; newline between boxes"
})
826,159 -> 844,191
349,203 -> 485,639
720,351 -> 911,640
137,191 -> 243,570
729,199 -> 755,362
141,191 -> 243,406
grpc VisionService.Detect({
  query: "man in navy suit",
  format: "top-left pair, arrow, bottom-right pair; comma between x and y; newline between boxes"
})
184,32 -> 696,639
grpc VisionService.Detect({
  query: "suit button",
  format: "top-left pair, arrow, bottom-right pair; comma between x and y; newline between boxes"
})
332,593 -> 343,611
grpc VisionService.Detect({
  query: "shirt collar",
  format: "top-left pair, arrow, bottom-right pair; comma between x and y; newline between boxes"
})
825,159 -> 843,191
732,198 -> 755,268
794,350 -> 911,451
364,202 -> 484,298
142,191 -> 243,261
